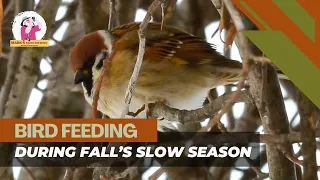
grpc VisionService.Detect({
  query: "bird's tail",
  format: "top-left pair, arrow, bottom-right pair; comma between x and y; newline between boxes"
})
214,58 -> 289,82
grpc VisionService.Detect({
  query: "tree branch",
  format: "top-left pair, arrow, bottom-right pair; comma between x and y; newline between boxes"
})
100,167 -> 137,180
260,131 -> 320,144
202,0 -> 251,132
63,167 -> 75,180
0,0 -> 3,56
148,91 -> 251,124
120,0 -> 165,117
247,30 -> 296,180
297,90 -> 318,180
211,0 -> 296,179
108,0 -> 116,30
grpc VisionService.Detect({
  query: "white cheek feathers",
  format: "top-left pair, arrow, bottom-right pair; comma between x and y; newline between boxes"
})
69,31 -> 113,72
97,30 -> 114,53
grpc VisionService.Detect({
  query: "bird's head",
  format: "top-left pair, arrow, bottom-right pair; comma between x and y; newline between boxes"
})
69,30 -> 114,96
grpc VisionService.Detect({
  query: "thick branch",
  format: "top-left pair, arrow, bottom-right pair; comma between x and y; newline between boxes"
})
297,90 -> 318,180
148,91 -> 251,124
260,131 -> 320,144
248,59 -> 295,179
219,0 -> 296,179
0,48 -> 22,117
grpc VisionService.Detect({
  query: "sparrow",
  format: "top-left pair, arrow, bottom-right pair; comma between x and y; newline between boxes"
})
69,22 -> 244,130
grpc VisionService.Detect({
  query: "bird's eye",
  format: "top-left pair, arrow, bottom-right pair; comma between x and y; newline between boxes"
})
95,51 -> 108,70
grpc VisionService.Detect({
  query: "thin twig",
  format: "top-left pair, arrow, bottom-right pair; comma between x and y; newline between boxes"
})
120,36 -> 146,118
15,158 -> 37,180
202,65 -> 249,132
260,131 -> 320,144
0,48 -> 22,117
63,167 -> 76,180
100,167 -> 137,180
0,53 -> 8,59
149,167 -> 165,180
120,0 -> 164,118
0,0 -> 19,118
0,0 -> 3,57
161,2 -> 165,30
245,158 -> 269,180
252,56 -> 272,63
289,111 -> 299,128
260,61 -> 268,108
225,87 -> 236,130
223,43 -> 235,130
277,145 -> 320,172
108,0 -> 116,30
203,0 -> 252,132
211,25 -> 219,38
252,167 -> 269,180
211,0 -> 222,14
3,0 -> 14,19
51,37 -> 68,52
127,104 -> 145,117
91,0 -> 118,117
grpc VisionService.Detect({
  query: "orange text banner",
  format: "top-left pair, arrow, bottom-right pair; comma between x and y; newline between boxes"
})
0,118 -> 157,142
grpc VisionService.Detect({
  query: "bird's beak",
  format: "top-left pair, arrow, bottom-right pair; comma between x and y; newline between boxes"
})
74,69 -> 86,85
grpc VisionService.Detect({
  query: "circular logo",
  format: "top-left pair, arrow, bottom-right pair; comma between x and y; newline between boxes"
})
12,11 -> 47,41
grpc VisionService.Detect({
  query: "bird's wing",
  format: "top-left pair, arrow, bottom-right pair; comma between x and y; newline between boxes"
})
111,22 -> 242,68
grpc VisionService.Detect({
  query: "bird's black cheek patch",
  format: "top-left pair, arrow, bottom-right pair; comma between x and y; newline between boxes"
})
95,51 -> 108,70
81,69 -> 93,97
96,59 -> 104,70
81,56 -> 96,97
82,77 -> 93,97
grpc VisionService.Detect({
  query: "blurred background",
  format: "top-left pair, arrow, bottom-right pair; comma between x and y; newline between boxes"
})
0,0 -> 319,179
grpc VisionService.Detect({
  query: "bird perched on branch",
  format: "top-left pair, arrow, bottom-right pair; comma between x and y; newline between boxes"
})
69,22 -> 250,130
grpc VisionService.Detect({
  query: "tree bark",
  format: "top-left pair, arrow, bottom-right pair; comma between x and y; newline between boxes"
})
248,63 -> 296,180
297,90 -> 318,180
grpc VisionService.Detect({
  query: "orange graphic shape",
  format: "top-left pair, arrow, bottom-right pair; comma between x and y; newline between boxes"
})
233,0 -> 320,69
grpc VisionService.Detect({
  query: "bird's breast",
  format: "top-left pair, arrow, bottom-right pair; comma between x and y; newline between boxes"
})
86,50 -> 223,118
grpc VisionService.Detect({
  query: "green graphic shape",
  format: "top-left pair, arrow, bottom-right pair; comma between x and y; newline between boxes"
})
245,31 -> 320,108
273,0 -> 315,42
